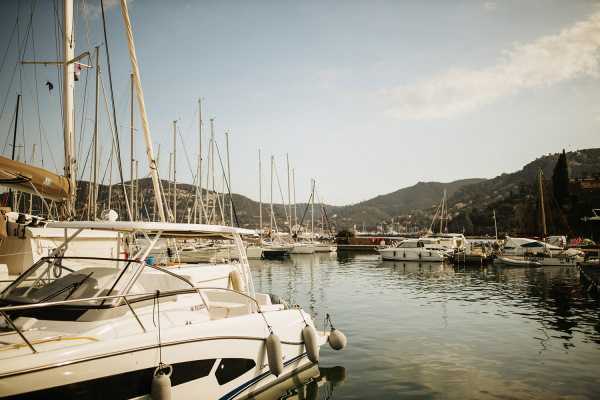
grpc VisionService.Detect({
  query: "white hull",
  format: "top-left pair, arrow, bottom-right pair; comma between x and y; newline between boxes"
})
0,309 -> 323,399
289,244 -> 315,254
246,246 -> 263,259
313,244 -> 336,253
495,255 -> 577,267
379,248 -> 445,262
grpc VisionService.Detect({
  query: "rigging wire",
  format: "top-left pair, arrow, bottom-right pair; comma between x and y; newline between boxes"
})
0,18 -> 18,84
100,0 -> 132,221
0,2 -> 35,126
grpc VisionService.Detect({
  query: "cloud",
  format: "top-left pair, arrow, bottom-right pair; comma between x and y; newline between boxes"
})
384,12 -> 600,120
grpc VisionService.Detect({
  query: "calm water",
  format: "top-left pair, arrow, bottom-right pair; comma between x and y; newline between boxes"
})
250,252 -> 600,400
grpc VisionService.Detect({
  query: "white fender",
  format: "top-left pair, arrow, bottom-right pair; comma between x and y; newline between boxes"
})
302,325 -> 320,363
229,269 -> 245,292
328,328 -> 347,351
151,364 -> 172,400
266,333 -> 283,376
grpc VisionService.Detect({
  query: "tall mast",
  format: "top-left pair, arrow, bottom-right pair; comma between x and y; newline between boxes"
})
538,169 -> 547,238
92,46 -> 100,219
210,118 -> 216,223
129,73 -> 134,220
225,131 -> 233,226
292,167 -> 297,226
286,154 -> 291,232
258,149 -> 262,236
119,0 -> 166,222
196,98 -> 203,223
311,179 -> 315,236
9,94 -> 21,211
172,120 -> 177,222
270,155 -> 274,232
63,0 -> 76,217
493,209 -> 498,240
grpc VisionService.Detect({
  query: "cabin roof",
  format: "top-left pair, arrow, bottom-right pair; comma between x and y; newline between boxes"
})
46,221 -> 255,237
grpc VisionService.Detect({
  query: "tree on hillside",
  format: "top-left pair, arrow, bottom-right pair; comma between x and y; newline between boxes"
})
552,149 -> 570,208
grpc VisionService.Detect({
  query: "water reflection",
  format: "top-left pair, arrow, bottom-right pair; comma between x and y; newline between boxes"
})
250,253 -> 600,399
249,365 -> 347,400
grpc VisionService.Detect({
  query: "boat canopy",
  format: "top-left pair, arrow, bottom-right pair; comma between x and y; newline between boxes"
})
0,155 -> 70,201
46,221 -> 255,238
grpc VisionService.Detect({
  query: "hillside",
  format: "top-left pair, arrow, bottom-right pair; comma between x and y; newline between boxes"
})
69,148 -> 600,237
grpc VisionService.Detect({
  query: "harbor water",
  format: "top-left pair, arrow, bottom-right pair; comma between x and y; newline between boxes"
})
250,252 -> 600,400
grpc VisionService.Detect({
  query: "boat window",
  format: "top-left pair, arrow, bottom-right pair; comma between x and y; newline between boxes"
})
215,358 -> 256,385
0,257 -> 141,306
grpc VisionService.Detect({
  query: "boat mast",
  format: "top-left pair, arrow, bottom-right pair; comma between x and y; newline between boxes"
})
129,72 -> 135,220
493,209 -> 498,240
270,155 -> 274,232
258,149 -> 262,236
311,179 -> 315,237
286,153 -> 291,232
119,0 -> 166,222
196,98 -> 203,223
225,131 -> 233,226
538,169 -> 547,238
209,118 -> 216,223
292,167 -> 297,226
92,46 -> 100,220
63,0 -> 76,218
9,94 -> 21,211
172,120 -> 177,222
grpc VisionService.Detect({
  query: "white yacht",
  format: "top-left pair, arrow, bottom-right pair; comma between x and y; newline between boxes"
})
378,238 -> 447,262
0,221 -> 346,399
498,236 -> 583,267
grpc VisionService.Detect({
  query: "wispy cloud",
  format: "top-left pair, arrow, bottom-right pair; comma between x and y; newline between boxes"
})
383,12 -> 600,120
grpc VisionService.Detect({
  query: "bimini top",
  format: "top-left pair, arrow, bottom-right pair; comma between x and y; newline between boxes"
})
46,221 -> 256,238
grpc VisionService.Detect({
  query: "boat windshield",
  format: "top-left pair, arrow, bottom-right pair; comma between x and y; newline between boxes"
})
0,257 -> 142,306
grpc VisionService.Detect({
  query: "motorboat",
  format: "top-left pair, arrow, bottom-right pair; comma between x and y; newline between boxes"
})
494,256 -> 542,267
378,238 -> 447,262
289,242 -> 315,255
0,221 -> 346,399
501,237 -> 583,266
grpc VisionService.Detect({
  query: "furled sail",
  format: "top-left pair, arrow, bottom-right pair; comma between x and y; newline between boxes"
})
0,155 -> 70,202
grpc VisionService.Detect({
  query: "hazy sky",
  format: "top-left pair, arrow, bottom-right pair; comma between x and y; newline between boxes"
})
0,0 -> 598,205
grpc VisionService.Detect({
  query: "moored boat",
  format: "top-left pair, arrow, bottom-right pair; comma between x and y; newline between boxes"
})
0,221 -> 347,399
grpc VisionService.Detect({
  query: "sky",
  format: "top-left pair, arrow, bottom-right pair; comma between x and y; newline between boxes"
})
0,0 -> 599,206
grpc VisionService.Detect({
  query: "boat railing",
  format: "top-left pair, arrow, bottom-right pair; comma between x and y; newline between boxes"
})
0,285 -> 263,355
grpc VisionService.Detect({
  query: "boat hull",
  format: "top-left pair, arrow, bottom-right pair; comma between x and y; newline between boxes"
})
378,248 -> 445,262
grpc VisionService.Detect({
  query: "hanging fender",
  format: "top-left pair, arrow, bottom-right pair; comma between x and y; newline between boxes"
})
266,333 -> 283,376
302,325 -> 320,363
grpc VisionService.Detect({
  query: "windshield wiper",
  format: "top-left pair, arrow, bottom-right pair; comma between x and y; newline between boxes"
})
37,272 -> 94,303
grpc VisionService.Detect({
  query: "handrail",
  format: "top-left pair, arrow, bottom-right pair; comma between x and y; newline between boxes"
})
0,286 -> 258,313
0,285 -> 264,355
